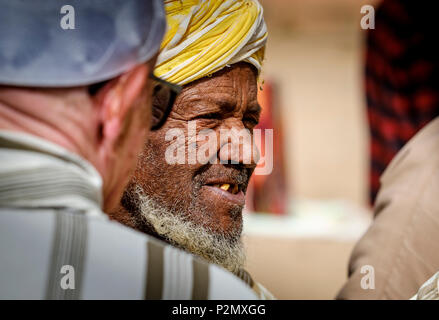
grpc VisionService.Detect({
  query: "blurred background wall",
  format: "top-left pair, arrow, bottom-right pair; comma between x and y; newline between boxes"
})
261,0 -> 379,206
243,0 -> 381,299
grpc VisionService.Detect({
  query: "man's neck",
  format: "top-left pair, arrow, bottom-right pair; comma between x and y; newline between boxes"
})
0,87 -> 97,165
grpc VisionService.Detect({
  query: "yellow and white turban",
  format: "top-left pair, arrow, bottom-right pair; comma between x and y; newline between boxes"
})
155,0 -> 267,86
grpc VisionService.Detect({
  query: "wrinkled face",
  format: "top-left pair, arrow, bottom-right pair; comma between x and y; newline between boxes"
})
121,63 -> 260,244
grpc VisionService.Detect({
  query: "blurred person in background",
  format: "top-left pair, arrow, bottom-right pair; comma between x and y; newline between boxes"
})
110,0 -> 274,299
338,0 -> 439,299
0,0 -> 258,299
366,0 -> 439,204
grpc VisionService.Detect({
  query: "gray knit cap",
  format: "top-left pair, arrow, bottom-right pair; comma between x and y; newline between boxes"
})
0,0 -> 166,87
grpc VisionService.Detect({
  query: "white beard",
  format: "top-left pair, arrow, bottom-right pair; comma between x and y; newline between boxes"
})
133,186 -> 246,273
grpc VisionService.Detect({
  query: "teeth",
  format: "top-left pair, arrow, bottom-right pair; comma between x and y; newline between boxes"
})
220,184 -> 230,191
232,184 -> 239,194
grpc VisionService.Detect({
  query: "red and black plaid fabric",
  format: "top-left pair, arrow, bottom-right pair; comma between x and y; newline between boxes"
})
366,0 -> 439,204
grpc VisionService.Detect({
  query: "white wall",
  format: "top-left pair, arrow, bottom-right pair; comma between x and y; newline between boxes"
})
260,0 -> 380,206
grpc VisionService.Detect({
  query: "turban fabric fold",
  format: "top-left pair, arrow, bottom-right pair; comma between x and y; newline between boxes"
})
155,0 -> 267,85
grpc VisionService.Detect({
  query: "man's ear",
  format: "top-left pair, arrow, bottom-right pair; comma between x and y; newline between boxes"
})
94,64 -> 151,145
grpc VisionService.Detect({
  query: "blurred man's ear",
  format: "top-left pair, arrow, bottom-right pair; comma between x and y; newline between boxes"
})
92,63 -> 151,148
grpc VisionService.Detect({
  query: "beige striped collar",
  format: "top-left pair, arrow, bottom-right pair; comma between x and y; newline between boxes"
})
0,130 -> 103,217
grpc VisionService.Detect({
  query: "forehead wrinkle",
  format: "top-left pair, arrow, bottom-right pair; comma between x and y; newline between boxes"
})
174,91 -> 240,115
172,65 -> 258,117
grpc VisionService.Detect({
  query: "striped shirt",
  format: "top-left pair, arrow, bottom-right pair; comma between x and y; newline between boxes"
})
235,269 -> 275,300
0,131 -> 258,300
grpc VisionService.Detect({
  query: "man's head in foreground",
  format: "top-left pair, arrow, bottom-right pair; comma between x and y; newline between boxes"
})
112,0 -> 267,273
0,0 -> 167,212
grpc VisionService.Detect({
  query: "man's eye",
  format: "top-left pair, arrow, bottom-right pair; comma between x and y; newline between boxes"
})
192,112 -> 222,121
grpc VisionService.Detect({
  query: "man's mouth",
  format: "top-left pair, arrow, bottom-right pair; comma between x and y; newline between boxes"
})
202,181 -> 246,206
210,183 -> 241,195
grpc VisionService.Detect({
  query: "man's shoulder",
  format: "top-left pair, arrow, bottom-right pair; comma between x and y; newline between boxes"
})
83,212 -> 258,299
0,208 -> 257,299
378,116 -> 439,203
337,117 -> 439,300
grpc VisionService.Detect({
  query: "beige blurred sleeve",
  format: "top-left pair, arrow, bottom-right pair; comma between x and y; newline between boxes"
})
337,117 -> 439,300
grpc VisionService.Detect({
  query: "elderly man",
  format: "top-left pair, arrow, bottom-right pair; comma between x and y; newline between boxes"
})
111,0 -> 272,297
0,0 -> 258,299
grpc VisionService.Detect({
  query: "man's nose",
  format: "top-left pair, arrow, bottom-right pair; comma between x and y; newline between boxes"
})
217,121 -> 260,168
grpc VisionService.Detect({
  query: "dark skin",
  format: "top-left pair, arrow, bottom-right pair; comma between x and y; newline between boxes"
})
111,62 -> 260,241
